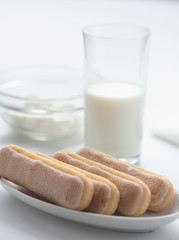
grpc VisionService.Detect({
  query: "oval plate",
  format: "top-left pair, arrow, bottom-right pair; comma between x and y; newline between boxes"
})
1,178 -> 179,233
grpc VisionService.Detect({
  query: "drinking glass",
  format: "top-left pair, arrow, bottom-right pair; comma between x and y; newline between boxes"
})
83,23 -> 151,164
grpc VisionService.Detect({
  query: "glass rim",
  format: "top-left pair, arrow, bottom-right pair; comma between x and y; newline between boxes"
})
82,23 -> 151,40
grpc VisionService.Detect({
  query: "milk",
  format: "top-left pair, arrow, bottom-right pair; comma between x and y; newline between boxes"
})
85,81 -> 144,158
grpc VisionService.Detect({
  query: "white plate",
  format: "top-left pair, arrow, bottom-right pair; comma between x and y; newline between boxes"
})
1,178 -> 179,233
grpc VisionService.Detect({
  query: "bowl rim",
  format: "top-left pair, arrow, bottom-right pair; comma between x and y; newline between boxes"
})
0,64 -> 83,101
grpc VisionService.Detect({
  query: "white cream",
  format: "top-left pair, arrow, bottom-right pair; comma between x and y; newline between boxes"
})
85,81 -> 144,158
4,101 -> 82,139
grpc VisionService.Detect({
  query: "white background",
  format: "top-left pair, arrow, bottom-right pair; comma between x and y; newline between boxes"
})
0,0 -> 179,239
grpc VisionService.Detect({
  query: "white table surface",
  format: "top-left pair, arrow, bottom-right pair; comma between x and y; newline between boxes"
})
0,0 -> 179,239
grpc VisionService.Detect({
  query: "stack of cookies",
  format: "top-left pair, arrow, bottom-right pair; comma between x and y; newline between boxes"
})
0,145 -> 174,217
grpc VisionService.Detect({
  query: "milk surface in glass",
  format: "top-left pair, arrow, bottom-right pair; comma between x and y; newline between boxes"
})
85,81 -> 144,158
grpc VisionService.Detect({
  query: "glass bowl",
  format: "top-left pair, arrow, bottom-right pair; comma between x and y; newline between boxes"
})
0,65 -> 84,140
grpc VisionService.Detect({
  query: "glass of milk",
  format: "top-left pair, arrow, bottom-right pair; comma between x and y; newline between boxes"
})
83,24 -> 151,164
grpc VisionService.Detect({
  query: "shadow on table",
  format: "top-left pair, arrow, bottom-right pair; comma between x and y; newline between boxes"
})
1,190 -> 179,240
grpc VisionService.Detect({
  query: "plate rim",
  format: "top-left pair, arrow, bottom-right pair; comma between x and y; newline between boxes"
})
1,177 -> 179,222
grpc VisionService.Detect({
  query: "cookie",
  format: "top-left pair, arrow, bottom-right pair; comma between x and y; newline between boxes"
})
54,150 -> 151,216
35,152 -> 119,215
77,147 -> 174,211
0,145 -> 94,210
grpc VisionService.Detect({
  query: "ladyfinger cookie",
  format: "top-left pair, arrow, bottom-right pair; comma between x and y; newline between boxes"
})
54,151 -> 151,217
35,152 -> 119,215
0,145 -> 94,211
77,148 -> 174,211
